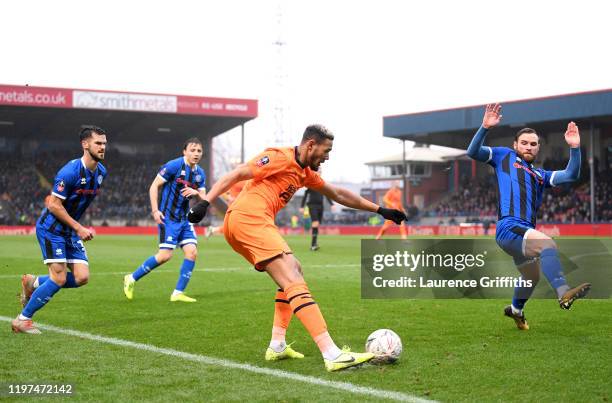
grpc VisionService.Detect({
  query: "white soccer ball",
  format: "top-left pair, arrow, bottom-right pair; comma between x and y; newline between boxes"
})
365,329 -> 403,364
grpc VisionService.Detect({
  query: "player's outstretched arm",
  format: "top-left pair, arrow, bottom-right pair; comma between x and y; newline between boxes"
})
187,164 -> 253,223
551,122 -> 581,185
467,103 -> 502,162
47,195 -> 93,241
317,183 -> 407,224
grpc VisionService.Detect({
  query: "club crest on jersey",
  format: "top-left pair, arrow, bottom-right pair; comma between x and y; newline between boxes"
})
256,156 -> 270,167
195,175 -> 202,182
56,180 -> 65,192
98,175 -> 103,185
81,177 -> 87,185
181,170 -> 186,176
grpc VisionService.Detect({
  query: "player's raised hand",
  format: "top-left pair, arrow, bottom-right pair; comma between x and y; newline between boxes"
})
77,225 -> 94,242
564,121 -> 581,148
152,210 -> 165,225
482,103 -> 502,129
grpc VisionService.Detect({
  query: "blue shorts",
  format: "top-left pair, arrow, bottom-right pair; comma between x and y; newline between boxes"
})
495,217 -> 537,267
158,219 -> 198,250
36,225 -> 88,265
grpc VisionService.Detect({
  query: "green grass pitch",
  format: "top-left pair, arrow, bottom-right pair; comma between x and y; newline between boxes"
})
0,235 -> 610,402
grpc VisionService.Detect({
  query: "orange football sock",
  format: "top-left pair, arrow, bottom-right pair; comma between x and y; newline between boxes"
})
271,288 -> 292,342
285,282 -> 340,359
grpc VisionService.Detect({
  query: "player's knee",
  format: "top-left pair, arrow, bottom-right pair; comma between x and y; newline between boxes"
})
294,259 -> 303,276
184,247 -> 197,260
156,250 -> 173,264
75,273 -> 89,286
537,239 -> 557,255
50,272 -> 67,286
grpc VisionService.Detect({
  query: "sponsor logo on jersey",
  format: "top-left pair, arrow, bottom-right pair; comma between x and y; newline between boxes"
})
176,178 -> 197,189
256,156 -> 270,167
513,162 -> 544,185
76,189 -> 100,195
279,184 -> 298,204
81,177 -> 87,185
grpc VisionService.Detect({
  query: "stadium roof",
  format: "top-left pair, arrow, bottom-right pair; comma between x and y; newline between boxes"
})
365,145 -> 466,165
0,84 -> 258,142
383,88 -> 612,149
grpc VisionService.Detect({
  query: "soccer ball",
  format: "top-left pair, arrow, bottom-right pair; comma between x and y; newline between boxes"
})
365,329 -> 402,364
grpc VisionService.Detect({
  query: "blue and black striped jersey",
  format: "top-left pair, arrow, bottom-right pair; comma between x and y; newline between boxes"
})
485,147 -> 554,225
158,157 -> 206,222
38,158 -> 107,235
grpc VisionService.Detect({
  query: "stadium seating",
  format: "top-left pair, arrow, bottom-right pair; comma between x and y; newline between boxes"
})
0,151 -> 610,225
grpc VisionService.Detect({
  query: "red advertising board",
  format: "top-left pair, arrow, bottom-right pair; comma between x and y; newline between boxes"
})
0,84 -> 257,118
0,85 -> 72,108
177,95 -> 258,117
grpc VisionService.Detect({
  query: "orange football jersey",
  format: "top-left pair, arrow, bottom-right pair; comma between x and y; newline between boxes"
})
383,187 -> 403,210
228,147 -> 325,218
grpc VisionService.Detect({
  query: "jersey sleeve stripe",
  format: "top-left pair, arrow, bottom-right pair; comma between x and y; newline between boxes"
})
51,192 -> 66,200
549,171 -> 557,187
485,146 -> 493,163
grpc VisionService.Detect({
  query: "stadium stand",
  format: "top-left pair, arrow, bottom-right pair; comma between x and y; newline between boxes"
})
1,150 -> 609,226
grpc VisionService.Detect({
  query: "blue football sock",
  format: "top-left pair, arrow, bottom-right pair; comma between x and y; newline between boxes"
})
175,259 -> 195,292
22,279 -> 62,318
62,272 -> 79,288
540,248 -> 568,298
132,256 -> 161,281
511,276 -> 535,311
37,275 -> 49,287
38,273 -> 80,288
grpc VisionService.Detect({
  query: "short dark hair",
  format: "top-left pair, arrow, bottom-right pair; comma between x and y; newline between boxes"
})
183,137 -> 203,150
515,127 -> 538,142
301,124 -> 334,144
79,125 -> 107,141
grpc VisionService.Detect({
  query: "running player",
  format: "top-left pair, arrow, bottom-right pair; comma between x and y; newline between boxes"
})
123,138 -> 206,302
13,126 -> 108,334
467,104 -> 590,330
187,124 -> 407,371
375,181 -> 408,240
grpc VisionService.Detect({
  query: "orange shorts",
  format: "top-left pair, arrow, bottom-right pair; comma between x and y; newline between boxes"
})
223,210 -> 292,271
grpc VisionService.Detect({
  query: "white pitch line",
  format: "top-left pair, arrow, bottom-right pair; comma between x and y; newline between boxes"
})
0,316 -> 433,403
568,251 -> 610,262
0,264 -> 360,279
